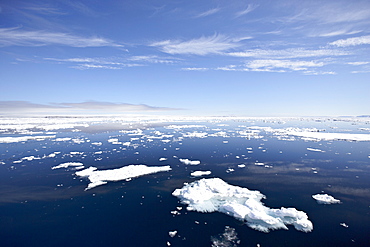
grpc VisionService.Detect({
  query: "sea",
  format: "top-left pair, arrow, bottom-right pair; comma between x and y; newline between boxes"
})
0,116 -> 369,247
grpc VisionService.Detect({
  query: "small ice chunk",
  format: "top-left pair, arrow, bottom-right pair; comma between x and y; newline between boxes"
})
312,194 -> 341,204
340,222 -> 349,228
159,157 -> 168,161
52,162 -> 84,170
179,158 -> 200,165
191,171 -> 211,177
307,148 -> 325,152
238,164 -> 246,168
168,231 -> 177,238
255,162 -> 264,166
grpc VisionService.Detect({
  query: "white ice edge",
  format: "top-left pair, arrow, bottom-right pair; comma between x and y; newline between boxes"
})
172,178 -> 313,233
312,194 -> 341,204
76,164 -> 172,190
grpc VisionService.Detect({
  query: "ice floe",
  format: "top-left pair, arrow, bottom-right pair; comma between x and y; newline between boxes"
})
75,164 -> 172,190
0,135 -> 55,143
52,162 -> 85,170
179,158 -> 201,165
307,148 -> 325,152
312,194 -> 341,204
168,230 -> 177,238
190,171 -> 212,177
172,178 -> 313,233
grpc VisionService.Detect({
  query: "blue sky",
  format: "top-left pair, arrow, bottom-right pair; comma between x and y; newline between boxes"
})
0,0 -> 370,116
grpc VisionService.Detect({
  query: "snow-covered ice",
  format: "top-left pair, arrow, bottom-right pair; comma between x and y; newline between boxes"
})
168,230 -> 177,238
312,194 -> 341,204
0,135 -> 55,143
190,171 -> 212,177
76,164 -> 172,190
172,178 -> 313,233
52,162 -> 85,170
179,158 -> 201,165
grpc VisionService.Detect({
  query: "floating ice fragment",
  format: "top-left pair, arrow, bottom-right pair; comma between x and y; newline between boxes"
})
211,226 -> 240,247
255,162 -> 264,166
52,162 -> 84,170
91,142 -> 102,146
76,164 -> 172,190
159,157 -> 168,161
312,194 -> 341,204
172,178 -> 313,233
54,137 -> 72,142
340,222 -> 349,228
179,158 -> 200,165
168,230 -> 177,238
0,135 -> 55,143
238,164 -> 246,168
307,148 -> 325,152
191,171 -> 211,177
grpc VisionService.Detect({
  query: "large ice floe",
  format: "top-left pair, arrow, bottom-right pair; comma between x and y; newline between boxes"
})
312,194 -> 341,204
172,178 -> 313,233
76,165 -> 172,190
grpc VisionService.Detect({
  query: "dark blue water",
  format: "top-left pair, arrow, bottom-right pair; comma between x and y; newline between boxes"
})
0,119 -> 369,246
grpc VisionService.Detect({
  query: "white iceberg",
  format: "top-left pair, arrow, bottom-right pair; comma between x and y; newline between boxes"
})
52,162 -> 85,170
172,178 -> 313,233
190,171 -> 212,177
312,194 -> 341,204
76,164 -> 172,190
179,158 -> 201,165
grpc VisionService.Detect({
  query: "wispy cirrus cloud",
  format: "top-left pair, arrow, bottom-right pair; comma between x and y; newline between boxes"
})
194,8 -> 220,18
0,27 -> 122,47
150,34 -> 241,55
44,55 -> 177,70
246,59 -> 324,71
235,4 -> 258,18
228,48 -> 349,59
215,59 -> 326,73
329,35 -> 370,47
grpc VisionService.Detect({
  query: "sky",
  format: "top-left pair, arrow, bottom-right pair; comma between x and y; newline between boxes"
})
0,0 -> 370,117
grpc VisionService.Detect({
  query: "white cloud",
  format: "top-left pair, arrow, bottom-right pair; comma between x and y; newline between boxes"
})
151,34 -> 240,55
0,27 -> 122,47
194,8 -> 220,18
347,62 -> 369,65
235,4 -> 258,17
172,178 -> 313,233
128,55 -> 177,64
228,48 -> 349,59
329,35 -> 370,47
181,67 -> 209,71
245,59 -> 324,71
